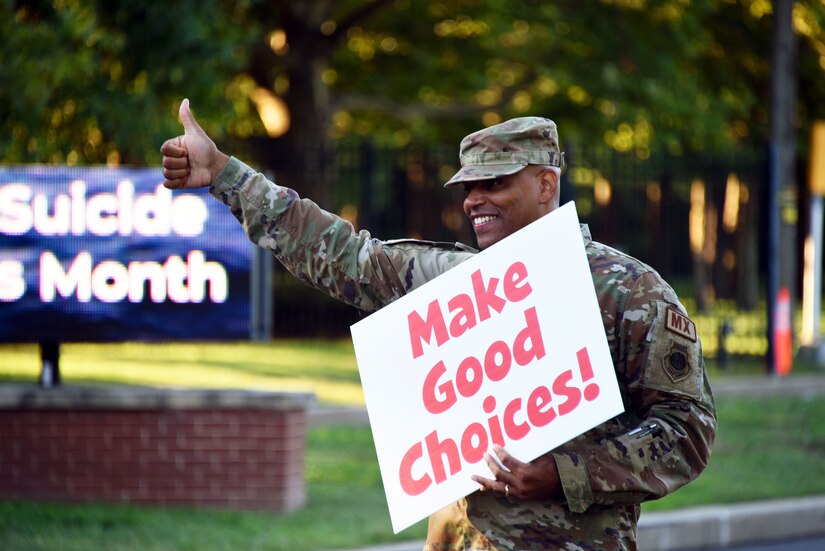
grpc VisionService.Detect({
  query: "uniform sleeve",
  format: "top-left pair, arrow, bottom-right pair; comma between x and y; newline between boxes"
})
553,271 -> 717,513
209,157 -> 473,311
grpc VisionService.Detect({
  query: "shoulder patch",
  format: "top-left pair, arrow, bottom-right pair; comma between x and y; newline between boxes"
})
641,301 -> 703,401
662,340 -> 692,383
665,307 -> 697,342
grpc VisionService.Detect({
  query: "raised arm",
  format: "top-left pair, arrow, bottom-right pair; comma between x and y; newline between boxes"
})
160,100 -> 474,312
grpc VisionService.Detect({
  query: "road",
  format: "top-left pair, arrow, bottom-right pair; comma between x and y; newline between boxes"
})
701,536 -> 825,551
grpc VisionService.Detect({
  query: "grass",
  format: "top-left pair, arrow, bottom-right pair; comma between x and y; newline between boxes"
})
643,393 -> 825,511
2,342 -> 825,549
0,340 -> 788,403
0,341 -> 366,405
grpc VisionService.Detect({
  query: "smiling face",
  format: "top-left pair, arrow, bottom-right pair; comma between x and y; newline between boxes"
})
462,165 -> 559,249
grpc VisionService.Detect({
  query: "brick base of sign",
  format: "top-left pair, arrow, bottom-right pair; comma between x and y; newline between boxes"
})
0,385 -> 314,513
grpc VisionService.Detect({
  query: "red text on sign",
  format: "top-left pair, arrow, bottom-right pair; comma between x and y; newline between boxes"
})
407,261 -> 532,359
399,346 -> 601,496
421,306 -> 545,414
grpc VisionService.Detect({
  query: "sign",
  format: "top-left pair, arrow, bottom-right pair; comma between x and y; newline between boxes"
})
0,166 -> 251,342
350,202 -> 624,533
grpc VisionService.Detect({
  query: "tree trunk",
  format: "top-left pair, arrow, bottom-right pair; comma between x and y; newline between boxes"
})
275,2 -> 335,207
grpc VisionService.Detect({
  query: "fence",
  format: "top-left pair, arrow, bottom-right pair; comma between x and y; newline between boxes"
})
228,137 -> 776,360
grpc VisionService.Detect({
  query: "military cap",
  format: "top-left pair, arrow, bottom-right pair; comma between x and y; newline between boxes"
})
444,117 -> 564,188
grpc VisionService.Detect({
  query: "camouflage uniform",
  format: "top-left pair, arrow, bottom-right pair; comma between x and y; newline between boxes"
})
208,117 -> 715,551
462,235 -> 716,551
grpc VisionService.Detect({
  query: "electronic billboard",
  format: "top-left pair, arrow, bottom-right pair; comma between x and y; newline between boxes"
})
0,166 -> 251,342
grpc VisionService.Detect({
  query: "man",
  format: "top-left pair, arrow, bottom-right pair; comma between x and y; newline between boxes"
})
161,100 -> 716,550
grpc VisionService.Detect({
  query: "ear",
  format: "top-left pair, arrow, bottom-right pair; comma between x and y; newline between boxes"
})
538,168 -> 559,205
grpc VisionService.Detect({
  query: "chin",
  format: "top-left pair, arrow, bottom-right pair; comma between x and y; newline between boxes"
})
474,235 -> 497,250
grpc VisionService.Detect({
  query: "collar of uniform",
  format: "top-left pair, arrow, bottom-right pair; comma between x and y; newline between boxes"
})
580,223 -> 592,247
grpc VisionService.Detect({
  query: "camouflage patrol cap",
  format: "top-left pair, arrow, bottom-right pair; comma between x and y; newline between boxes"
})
444,117 -> 564,188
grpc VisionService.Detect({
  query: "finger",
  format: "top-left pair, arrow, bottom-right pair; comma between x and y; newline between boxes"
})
484,455 -> 515,499
484,452 -> 513,485
179,98 -> 205,137
162,167 -> 189,181
471,474 -> 497,492
492,445 -> 524,472
160,137 -> 187,157
474,468 -> 511,497
162,177 -> 187,190
162,155 -> 190,170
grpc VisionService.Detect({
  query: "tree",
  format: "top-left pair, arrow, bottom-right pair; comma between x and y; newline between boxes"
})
0,0 -> 253,165
239,0 -> 397,204
4,1 -> 825,181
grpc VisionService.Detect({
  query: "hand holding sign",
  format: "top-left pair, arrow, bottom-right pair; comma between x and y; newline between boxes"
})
160,99 -> 230,190
473,445 -> 561,501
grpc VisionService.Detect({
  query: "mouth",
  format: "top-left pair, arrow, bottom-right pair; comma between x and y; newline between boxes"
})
472,214 -> 498,227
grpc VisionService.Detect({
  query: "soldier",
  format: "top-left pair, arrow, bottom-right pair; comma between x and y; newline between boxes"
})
161,99 -> 716,551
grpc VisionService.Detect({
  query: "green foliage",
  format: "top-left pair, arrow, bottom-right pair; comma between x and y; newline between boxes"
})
0,0 -> 255,165
326,0 -> 825,154
3,0 -> 825,167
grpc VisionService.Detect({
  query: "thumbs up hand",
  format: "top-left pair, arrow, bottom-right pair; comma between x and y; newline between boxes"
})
161,99 -> 229,189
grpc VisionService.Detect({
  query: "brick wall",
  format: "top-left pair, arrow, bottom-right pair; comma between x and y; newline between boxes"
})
0,386 -> 314,513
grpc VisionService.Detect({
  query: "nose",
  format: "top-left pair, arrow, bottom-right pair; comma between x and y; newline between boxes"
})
463,184 -> 485,214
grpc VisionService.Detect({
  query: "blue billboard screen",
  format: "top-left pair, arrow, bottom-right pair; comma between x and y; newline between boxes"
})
0,166 -> 251,342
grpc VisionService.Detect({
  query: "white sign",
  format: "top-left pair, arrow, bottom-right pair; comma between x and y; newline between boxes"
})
350,202 -> 624,533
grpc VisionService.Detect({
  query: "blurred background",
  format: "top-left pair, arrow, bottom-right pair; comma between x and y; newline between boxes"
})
3,1 -> 825,550
4,0 -> 825,362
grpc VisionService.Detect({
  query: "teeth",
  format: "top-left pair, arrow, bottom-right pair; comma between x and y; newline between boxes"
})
474,215 -> 496,226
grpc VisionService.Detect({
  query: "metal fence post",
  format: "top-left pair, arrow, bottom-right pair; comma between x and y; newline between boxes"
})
250,242 -> 273,341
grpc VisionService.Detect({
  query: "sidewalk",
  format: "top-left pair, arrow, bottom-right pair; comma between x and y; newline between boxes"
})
310,373 -> 825,550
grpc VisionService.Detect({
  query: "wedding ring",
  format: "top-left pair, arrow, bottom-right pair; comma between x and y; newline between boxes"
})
505,484 -> 510,497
